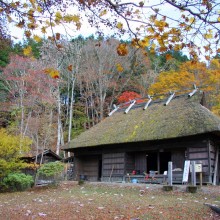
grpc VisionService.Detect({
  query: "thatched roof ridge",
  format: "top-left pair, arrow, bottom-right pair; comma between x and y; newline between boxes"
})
66,92 -> 220,150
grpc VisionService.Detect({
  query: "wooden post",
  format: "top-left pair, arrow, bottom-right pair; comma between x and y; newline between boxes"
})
191,161 -> 196,186
213,146 -> 219,185
208,141 -> 212,183
168,161 -> 173,186
157,151 -> 160,174
199,172 -> 203,187
109,165 -> 114,182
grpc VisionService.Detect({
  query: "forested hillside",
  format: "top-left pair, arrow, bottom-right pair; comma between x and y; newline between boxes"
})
0,36 -> 220,157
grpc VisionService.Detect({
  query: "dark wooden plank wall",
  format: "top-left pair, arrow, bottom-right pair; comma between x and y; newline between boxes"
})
73,156 -> 100,181
73,157 -> 83,180
171,149 -> 186,170
125,153 -> 135,174
83,157 -> 99,181
187,141 -> 209,173
134,152 -> 146,174
102,153 -> 125,182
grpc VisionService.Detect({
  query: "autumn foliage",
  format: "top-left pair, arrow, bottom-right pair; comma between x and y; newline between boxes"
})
149,59 -> 220,115
0,129 -> 32,178
117,91 -> 141,104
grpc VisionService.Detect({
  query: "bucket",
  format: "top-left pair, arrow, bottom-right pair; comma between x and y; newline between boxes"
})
132,179 -> 138,184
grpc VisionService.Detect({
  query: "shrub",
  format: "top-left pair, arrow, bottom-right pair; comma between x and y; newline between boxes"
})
37,161 -> 64,177
36,162 -> 65,185
1,173 -> 34,192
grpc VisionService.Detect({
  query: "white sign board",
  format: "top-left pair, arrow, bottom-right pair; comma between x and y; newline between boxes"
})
182,160 -> 190,183
190,164 -> 202,173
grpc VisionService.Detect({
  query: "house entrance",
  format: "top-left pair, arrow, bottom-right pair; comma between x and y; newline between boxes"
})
159,152 -> 171,173
146,152 -> 157,173
98,159 -> 102,181
146,151 -> 171,174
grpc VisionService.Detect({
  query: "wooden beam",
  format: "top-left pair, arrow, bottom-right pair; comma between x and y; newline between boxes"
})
213,146 -> 219,185
188,85 -> 198,97
124,100 -> 136,114
108,105 -> 119,116
208,140 -> 212,184
143,96 -> 152,110
164,92 -> 175,106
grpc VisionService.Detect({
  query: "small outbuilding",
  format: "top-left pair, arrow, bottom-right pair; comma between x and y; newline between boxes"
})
63,92 -> 220,184
22,149 -> 62,164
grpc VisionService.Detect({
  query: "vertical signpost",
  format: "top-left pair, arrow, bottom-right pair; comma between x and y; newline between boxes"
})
168,161 -> 173,186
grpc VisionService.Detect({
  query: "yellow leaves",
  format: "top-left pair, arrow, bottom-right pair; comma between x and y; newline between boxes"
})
140,37 -> 150,47
55,12 -> 62,20
33,35 -> 42,42
116,63 -> 124,72
210,59 -> 220,69
154,19 -> 168,32
204,30 -> 213,39
61,14 -> 81,29
131,37 -> 150,49
117,43 -> 128,56
23,46 -> 32,56
44,68 -> 60,79
116,22 -> 123,30
189,17 -> 195,24
37,6 -> 42,13
147,27 -> 154,34
63,14 -> 80,23
173,44 -> 182,51
99,9 -> 107,17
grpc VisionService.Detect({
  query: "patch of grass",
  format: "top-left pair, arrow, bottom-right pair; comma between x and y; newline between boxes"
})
0,182 -> 219,220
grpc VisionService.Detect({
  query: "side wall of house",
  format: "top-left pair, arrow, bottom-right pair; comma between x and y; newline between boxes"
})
187,139 -> 218,184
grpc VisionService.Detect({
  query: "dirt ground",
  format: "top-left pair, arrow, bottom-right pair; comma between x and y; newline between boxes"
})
0,181 -> 219,220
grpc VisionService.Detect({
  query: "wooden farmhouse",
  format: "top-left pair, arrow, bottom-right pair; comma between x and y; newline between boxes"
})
63,92 -> 220,185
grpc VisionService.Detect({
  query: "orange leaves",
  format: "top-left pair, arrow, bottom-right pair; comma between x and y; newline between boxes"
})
165,54 -> 172,61
67,65 -> 73,72
44,68 -> 60,79
117,43 -> 128,56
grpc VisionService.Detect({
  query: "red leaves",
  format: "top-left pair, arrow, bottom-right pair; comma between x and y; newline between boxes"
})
117,91 -> 141,104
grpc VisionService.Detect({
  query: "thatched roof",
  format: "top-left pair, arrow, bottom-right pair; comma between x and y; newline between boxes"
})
65,92 -> 220,150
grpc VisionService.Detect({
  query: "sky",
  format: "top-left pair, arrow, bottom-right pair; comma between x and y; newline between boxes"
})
8,0 -> 213,62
